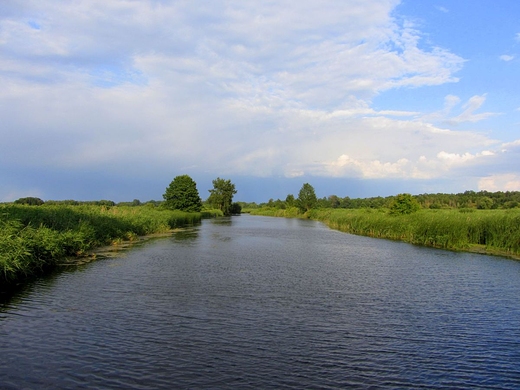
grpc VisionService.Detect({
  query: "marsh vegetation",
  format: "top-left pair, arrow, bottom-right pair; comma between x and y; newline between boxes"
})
246,184 -> 520,258
0,204 -> 219,287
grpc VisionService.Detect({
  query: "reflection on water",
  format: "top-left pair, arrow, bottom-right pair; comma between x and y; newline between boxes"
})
1,215 -> 520,389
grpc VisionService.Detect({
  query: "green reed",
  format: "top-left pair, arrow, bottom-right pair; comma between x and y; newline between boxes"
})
311,208 -> 520,256
0,204 -> 210,286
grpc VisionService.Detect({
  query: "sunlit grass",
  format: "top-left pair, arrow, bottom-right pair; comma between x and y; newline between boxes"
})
0,204 -> 216,286
311,208 -> 520,256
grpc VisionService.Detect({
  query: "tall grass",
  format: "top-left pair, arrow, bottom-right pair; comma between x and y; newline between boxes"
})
311,208 -> 520,256
248,206 -> 301,218
0,204 -> 213,286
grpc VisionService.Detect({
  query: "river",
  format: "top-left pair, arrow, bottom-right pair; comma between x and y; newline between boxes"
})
1,215 -> 520,389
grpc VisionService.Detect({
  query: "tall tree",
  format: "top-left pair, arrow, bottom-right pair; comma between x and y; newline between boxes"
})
207,177 -> 237,216
389,193 -> 420,215
163,175 -> 202,212
296,183 -> 317,212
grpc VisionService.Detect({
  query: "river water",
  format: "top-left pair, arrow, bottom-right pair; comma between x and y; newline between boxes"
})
1,215 -> 520,389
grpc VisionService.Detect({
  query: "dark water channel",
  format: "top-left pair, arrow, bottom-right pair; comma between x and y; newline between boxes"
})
1,215 -> 520,389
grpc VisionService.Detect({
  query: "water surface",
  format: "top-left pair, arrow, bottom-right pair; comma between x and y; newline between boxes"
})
1,215 -> 520,389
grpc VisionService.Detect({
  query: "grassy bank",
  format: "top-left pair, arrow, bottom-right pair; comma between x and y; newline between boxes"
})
313,208 -> 520,255
1,204 -> 221,287
250,207 -> 520,258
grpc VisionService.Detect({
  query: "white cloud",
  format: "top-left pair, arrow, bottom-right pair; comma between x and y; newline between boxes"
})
0,0 -> 511,198
445,94 -> 498,124
479,174 -> 520,192
435,6 -> 449,13
500,55 -> 514,62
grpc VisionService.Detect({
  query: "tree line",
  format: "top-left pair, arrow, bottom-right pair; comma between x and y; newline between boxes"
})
11,182 -> 520,215
12,175 -> 241,217
240,187 -> 520,211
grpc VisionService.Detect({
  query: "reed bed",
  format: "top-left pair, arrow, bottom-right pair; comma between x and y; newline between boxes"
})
248,206 -> 300,218
0,204 -> 213,286
311,208 -> 520,256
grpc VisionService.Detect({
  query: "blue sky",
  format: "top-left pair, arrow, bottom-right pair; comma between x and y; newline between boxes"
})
1,0 -> 519,203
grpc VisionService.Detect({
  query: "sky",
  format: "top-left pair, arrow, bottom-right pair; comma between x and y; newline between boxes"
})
1,0 -> 520,203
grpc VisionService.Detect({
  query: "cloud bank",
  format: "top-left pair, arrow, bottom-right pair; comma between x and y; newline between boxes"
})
0,0 -> 518,200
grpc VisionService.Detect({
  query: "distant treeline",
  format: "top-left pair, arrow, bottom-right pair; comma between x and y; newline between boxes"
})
240,190 -> 520,211
11,197 -> 162,207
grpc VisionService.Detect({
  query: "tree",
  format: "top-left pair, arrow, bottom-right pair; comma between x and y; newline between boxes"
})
207,177 -> 237,216
285,194 -> 295,207
390,193 -> 420,215
163,175 -> 202,212
476,196 -> 493,210
329,195 -> 341,208
14,197 -> 44,206
230,202 -> 242,215
296,183 -> 317,212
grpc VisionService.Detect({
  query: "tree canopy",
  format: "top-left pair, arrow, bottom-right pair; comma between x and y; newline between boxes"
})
390,193 -> 420,215
296,183 -> 317,212
163,175 -> 202,212
14,197 -> 44,206
207,177 -> 237,216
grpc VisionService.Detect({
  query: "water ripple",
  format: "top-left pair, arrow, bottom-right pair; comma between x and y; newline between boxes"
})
1,216 -> 520,389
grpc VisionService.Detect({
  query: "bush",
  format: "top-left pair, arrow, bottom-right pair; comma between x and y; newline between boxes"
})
390,193 -> 420,215
14,197 -> 44,206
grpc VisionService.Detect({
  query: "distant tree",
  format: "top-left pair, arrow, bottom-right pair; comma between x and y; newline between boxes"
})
14,197 -> 44,206
390,193 -> 420,215
96,200 -> 116,207
476,196 -> 493,210
329,195 -> 341,208
285,194 -> 295,207
296,183 -> 318,212
230,202 -> 242,215
163,175 -> 202,212
207,177 -> 237,216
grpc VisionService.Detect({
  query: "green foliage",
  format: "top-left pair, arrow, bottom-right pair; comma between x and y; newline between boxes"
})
207,177 -> 237,216
14,197 -> 44,206
296,183 -> 317,212
230,202 -> 242,215
163,175 -> 202,212
285,194 -> 295,207
0,204 -> 204,287
476,196 -> 493,210
390,193 -> 420,215
312,208 -> 520,256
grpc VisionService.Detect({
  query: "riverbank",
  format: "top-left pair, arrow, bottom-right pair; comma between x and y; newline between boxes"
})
0,204 -> 221,288
249,207 -> 520,260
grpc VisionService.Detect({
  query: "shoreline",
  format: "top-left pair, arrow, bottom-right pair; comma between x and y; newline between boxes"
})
57,229 -> 190,266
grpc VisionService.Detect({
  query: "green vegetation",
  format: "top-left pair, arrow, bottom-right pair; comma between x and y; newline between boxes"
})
207,177 -> 238,216
311,208 -> 520,257
247,186 -> 520,259
0,204 -> 220,287
390,193 -> 420,215
2,175 -> 239,288
163,174 -> 202,212
296,183 -> 318,212
14,197 -> 44,206
243,189 -> 520,211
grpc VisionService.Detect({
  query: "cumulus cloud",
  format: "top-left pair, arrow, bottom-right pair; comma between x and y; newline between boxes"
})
479,174 -> 520,192
0,0 -> 511,201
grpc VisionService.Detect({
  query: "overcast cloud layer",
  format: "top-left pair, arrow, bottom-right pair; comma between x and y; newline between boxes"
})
1,0 -> 520,201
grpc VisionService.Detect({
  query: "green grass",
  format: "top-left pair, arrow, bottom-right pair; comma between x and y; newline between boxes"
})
310,208 -> 520,256
248,206 -> 301,218
0,204 -> 220,286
